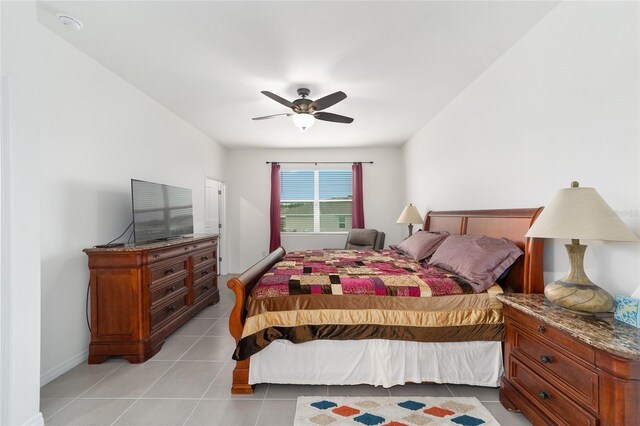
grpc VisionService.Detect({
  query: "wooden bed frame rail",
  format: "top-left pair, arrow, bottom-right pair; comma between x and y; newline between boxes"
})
227,208 -> 544,394
227,247 -> 286,394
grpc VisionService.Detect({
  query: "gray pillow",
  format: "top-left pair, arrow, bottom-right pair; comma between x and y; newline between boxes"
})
428,234 -> 523,292
396,231 -> 449,261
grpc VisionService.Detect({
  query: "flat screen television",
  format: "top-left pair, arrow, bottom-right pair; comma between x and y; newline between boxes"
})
131,179 -> 194,244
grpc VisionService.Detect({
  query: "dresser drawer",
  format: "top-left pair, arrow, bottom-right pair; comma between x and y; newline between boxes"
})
510,323 -> 599,411
506,307 -> 595,364
150,259 -> 188,283
148,246 -> 191,264
150,276 -> 188,307
509,357 -> 598,426
150,289 -> 188,330
193,249 -> 216,267
194,276 -> 217,302
193,261 -> 216,281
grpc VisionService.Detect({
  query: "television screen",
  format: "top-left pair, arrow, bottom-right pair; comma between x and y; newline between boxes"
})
131,179 -> 194,244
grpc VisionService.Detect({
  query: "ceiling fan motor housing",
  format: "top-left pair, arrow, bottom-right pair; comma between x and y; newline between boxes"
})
297,88 -> 311,98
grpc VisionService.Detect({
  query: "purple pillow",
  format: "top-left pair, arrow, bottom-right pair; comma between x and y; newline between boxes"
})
428,234 -> 523,292
396,231 -> 449,261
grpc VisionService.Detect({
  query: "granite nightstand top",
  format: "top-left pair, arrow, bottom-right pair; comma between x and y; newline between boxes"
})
498,293 -> 640,361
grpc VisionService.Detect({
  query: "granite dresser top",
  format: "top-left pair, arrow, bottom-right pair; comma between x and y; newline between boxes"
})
83,234 -> 218,253
498,293 -> 640,361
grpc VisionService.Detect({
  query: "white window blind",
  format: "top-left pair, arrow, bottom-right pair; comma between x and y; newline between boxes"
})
280,170 -> 352,233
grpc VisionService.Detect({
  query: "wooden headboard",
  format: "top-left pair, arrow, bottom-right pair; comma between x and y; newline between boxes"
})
424,208 -> 544,294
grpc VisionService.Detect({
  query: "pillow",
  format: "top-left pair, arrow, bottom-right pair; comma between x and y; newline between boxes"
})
428,234 -> 523,292
396,231 -> 449,261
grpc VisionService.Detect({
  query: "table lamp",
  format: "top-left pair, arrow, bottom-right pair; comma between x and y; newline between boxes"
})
526,181 -> 638,314
397,204 -> 424,236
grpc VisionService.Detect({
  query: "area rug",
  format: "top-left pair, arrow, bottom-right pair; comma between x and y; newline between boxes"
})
294,396 -> 500,426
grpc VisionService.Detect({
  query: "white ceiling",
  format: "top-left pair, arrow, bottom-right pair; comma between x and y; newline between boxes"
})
37,1 -> 557,149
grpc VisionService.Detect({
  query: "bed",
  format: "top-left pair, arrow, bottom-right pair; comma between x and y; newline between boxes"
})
227,208 -> 544,394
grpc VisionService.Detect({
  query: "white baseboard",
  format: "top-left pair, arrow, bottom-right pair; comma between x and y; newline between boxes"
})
40,349 -> 88,387
22,412 -> 44,426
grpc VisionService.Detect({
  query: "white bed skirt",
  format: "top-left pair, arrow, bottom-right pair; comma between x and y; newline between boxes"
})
249,339 -> 503,388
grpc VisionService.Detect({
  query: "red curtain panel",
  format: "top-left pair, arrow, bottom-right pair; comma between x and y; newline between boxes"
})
352,162 -> 365,228
269,163 -> 282,252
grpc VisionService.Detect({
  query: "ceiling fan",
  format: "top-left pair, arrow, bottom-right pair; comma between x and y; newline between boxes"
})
252,88 -> 354,131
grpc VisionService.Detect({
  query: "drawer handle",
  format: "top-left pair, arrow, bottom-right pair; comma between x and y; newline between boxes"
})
202,270 -> 209,276
167,305 -> 176,313
165,285 -> 176,294
202,256 -> 209,261
538,325 -> 546,333
203,285 -> 209,290
184,247 -> 189,251
166,268 -> 175,274
540,355 -> 553,364
153,254 -> 160,259
193,245 -> 199,249
538,391 -> 550,400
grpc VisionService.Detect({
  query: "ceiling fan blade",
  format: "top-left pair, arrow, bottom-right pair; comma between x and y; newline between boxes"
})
252,113 -> 293,121
314,112 -> 354,124
261,91 -> 295,108
310,91 -> 347,111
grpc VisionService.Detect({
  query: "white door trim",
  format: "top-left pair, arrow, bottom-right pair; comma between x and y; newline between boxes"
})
205,174 -> 227,275
1,73 -> 12,425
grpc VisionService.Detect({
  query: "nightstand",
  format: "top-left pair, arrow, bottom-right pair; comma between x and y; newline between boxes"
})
498,294 -> 640,426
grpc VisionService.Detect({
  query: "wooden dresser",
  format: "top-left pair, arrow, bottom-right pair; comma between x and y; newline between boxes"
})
498,294 -> 640,426
84,234 -> 219,364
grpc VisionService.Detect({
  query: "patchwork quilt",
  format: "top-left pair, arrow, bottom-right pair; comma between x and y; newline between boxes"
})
233,249 -> 504,360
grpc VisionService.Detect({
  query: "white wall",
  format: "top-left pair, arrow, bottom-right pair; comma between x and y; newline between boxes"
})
226,147 -> 405,273
38,25 -> 227,384
1,2 -> 43,425
403,1 -> 640,297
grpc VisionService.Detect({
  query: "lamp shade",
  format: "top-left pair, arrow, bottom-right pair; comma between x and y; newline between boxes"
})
526,183 -> 638,241
396,204 -> 424,225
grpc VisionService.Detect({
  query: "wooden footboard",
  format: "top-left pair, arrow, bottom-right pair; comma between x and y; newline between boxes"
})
227,247 -> 286,394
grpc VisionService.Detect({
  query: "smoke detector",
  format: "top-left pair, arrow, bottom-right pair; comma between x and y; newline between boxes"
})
56,14 -> 83,31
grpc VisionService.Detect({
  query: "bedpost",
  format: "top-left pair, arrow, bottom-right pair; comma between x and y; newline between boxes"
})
523,207 -> 545,294
227,247 -> 286,394
227,277 -> 253,394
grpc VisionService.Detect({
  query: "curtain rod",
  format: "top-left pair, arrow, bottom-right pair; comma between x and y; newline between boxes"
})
265,161 -> 374,165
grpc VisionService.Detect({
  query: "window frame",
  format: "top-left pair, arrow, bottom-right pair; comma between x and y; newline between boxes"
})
280,169 -> 353,234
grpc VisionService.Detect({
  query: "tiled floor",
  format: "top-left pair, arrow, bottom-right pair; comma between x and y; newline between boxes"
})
41,275 -> 531,425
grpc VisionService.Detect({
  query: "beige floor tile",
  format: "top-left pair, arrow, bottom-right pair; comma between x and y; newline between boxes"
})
40,398 -> 74,421
389,383 -> 454,397
484,401 -> 532,425
142,361 -> 223,399
46,398 -> 134,425
328,384 -> 391,397
265,384 -> 328,400
149,335 -> 200,361
185,399 -> 263,426
181,336 -> 236,361
218,288 -> 236,306
203,383 -> 269,399
195,303 -> 232,319
173,318 -> 218,336
204,318 -> 230,337
113,398 -> 199,426
40,360 -> 124,398
446,384 -> 500,402
256,399 -> 297,426
81,361 -> 173,398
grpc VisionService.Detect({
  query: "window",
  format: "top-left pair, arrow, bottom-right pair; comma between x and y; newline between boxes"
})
280,170 -> 352,233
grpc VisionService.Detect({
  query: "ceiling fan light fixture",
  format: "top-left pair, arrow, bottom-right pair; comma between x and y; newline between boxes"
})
292,113 -> 315,132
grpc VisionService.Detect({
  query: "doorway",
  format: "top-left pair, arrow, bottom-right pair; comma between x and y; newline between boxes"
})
204,176 -> 226,275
